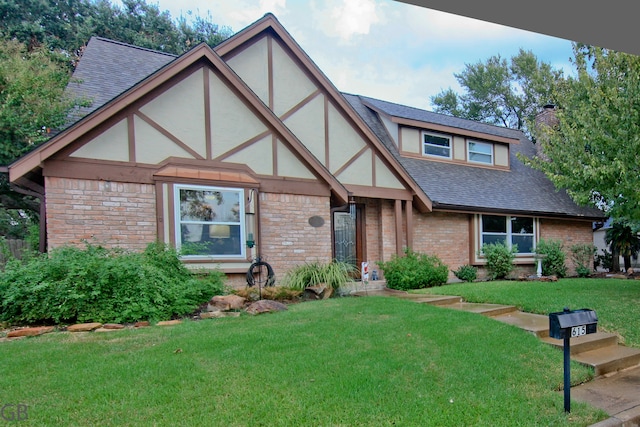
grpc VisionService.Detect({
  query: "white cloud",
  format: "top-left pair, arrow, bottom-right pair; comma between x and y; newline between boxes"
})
312,0 -> 380,43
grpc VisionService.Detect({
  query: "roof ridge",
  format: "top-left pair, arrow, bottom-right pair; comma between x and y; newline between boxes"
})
89,36 -> 178,58
353,93 -> 524,136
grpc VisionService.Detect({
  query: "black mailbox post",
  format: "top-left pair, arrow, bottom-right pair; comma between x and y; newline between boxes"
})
548,307 -> 598,413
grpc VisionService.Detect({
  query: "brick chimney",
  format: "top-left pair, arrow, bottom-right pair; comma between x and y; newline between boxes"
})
534,104 -> 558,160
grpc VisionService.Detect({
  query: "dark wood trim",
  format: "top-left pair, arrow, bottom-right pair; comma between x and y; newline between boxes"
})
395,199 -> 403,256
213,129 -> 272,162
127,114 -> 136,162
203,68 -> 212,160
272,134 -> 278,176
405,199 -> 413,250
44,159 -> 157,183
167,183 -> 176,246
279,89 -> 322,121
155,181 -> 165,244
324,95 -> 330,168
344,184 -> 413,201
135,110 -> 205,160
332,145 -> 370,178
386,115 -> 520,145
399,151 -> 511,172
468,214 -> 475,265
371,152 -> 377,187
268,35 -> 274,111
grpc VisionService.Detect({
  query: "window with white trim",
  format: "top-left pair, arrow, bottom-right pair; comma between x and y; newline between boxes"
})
468,140 -> 493,164
481,215 -> 535,254
175,184 -> 244,258
423,132 -> 451,158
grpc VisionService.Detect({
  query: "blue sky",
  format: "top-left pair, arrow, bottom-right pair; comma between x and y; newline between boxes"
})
116,0 -> 577,110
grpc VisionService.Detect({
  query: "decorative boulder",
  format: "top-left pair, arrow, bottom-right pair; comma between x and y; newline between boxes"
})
303,284 -> 334,300
209,295 -> 246,311
245,300 -> 288,315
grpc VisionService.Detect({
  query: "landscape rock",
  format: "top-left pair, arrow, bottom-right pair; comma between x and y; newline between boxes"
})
210,295 -> 246,311
157,320 -> 182,326
67,322 -> 103,332
7,326 -> 55,338
103,323 -> 125,329
245,300 -> 288,315
134,321 -> 150,328
304,284 -> 333,300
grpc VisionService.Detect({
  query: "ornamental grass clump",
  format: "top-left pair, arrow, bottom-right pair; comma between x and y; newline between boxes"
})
279,260 -> 357,291
378,248 -> 448,290
0,242 -> 225,325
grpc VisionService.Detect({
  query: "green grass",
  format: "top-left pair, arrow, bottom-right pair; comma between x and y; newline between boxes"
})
0,297 -> 606,426
418,278 -> 640,347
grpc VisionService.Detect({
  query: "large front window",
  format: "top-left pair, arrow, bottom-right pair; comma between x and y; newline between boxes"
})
481,215 -> 535,254
175,185 -> 244,258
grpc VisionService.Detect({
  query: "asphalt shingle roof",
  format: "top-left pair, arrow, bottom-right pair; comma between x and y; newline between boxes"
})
65,37 -> 176,122
344,94 -> 604,219
63,36 -> 603,220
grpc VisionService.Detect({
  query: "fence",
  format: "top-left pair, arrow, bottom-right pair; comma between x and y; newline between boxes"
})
0,239 -> 28,264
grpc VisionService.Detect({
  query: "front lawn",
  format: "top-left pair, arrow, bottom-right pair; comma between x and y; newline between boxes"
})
0,297 -> 606,426
419,278 -> 640,347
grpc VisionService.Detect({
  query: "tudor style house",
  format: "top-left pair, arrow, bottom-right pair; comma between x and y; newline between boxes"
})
8,14 -> 603,285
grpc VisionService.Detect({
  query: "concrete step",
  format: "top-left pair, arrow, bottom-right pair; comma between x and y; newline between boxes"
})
572,345 -> 640,377
540,332 -> 619,355
492,311 -> 550,337
413,295 -> 463,306
443,302 -> 518,317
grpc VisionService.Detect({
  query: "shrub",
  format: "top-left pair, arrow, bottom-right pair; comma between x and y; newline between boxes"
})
594,249 -> 613,272
481,242 -> 516,280
378,248 -> 448,290
0,242 -> 225,325
279,260 -> 357,291
571,243 -> 596,277
535,239 -> 567,278
452,264 -> 477,282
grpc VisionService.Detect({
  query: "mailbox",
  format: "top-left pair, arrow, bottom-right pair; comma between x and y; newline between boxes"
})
549,308 -> 597,340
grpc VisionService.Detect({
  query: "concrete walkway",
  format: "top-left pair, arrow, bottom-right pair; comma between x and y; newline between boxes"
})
352,286 -> 640,427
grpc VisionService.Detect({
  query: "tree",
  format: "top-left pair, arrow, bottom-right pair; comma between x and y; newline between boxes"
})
430,49 -> 563,136
527,44 -> 640,221
0,0 -> 232,57
605,221 -> 640,272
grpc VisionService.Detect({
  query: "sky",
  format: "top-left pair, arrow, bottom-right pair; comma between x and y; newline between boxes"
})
116,0 -> 578,111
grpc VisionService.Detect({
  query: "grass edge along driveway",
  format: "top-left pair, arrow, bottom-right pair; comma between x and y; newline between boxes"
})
0,296 -> 607,426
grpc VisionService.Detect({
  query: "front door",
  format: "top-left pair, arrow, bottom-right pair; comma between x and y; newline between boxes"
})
332,206 -> 364,278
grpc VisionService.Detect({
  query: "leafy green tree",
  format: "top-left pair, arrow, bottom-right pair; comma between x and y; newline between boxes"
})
0,0 -> 231,57
431,49 -> 563,136
0,39 -> 84,235
528,44 -> 640,221
605,221 -> 640,272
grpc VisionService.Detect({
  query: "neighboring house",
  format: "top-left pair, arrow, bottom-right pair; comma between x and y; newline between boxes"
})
593,219 -> 640,271
8,14 -> 603,285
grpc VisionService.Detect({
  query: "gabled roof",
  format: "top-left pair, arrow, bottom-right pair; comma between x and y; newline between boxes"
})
10,33 -> 350,204
345,94 -> 604,220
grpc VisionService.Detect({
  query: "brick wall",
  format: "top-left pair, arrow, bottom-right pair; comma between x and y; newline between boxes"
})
540,218 -> 594,275
45,177 -> 157,251
413,211 -> 471,278
258,192 -> 332,276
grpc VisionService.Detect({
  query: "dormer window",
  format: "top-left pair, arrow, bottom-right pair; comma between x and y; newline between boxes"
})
468,140 -> 493,164
423,132 -> 451,159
